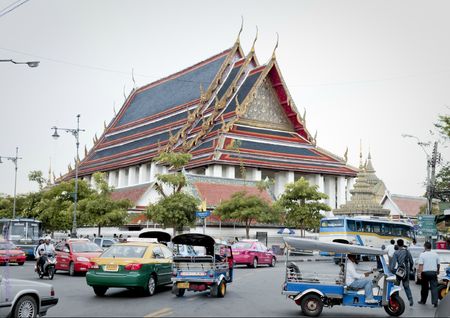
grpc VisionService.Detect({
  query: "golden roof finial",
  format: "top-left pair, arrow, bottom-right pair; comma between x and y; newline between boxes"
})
52,172 -> 56,183
235,16 -> 244,44
250,26 -> 258,53
271,32 -> 279,60
84,145 -> 88,157
113,102 -> 117,116
359,139 -> 364,169
103,121 -> 107,130
344,147 -> 348,163
303,109 -> 306,123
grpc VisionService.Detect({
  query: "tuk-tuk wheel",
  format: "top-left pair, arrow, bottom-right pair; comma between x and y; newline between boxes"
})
217,281 -> 226,298
300,294 -> 323,317
176,288 -> 185,297
384,293 -> 405,317
437,284 -> 448,300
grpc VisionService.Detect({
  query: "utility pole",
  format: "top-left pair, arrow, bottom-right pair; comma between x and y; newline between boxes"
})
426,142 -> 439,216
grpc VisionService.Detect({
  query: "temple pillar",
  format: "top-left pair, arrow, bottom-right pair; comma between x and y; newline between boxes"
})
118,168 -> 128,188
224,165 -> 235,179
211,164 -> 222,177
149,162 -> 157,182
138,164 -> 149,184
286,171 -> 295,185
245,168 -> 262,181
313,174 -> 325,193
275,171 -> 292,198
128,166 -> 138,186
108,170 -> 118,187
336,176 -> 346,208
324,176 -> 337,209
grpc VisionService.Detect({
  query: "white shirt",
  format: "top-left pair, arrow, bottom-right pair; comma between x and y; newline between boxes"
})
37,243 -> 55,255
418,250 -> 440,272
345,260 -> 364,285
386,244 -> 396,258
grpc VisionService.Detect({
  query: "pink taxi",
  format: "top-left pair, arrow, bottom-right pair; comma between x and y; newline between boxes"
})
232,240 -> 276,268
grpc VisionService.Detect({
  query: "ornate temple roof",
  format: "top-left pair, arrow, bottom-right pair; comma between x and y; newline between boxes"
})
67,37 -> 357,179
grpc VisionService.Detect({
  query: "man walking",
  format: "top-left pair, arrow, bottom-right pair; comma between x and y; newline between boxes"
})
417,242 -> 440,307
390,239 -> 414,306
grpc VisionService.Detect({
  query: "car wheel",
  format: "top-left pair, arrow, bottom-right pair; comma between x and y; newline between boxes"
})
69,262 -> 75,276
438,284 -> 448,300
217,280 -> 226,298
269,257 -> 276,267
18,262 -> 24,266
384,292 -> 405,317
143,274 -> 157,296
252,258 -> 258,269
93,286 -> 108,297
300,294 -> 323,317
13,295 -> 37,318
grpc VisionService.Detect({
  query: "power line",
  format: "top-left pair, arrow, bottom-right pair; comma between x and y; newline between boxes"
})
0,0 -> 31,18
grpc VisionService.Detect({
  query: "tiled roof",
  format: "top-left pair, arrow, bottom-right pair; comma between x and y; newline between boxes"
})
194,182 -> 273,207
110,183 -> 152,205
391,194 -> 427,217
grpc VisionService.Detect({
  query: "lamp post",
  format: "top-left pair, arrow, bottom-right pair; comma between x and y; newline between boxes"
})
0,147 -> 22,219
51,114 -> 85,238
0,59 -> 39,67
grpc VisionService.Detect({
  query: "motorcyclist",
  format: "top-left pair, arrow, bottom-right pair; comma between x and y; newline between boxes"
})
37,236 -> 55,273
34,238 -> 44,272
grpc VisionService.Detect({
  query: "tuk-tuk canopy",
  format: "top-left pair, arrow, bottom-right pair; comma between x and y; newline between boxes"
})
138,231 -> 171,243
284,237 -> 387,256
172,233 -> 216,247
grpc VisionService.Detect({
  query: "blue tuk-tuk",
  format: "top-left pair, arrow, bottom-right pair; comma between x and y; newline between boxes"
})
282,237 -> 405,317
171,233 -> 233,298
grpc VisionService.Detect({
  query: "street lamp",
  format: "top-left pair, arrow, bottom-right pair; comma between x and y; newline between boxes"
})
51,114 -> 85,238
0,59 -> 40,67
0,147 -> 22,219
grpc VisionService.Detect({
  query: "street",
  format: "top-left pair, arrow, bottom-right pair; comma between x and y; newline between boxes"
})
1,258 -> 438,317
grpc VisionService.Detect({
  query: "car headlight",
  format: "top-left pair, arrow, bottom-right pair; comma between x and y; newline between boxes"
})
77,257 -> 90,262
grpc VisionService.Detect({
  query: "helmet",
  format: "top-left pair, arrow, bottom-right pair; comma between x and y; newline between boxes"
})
44,236 -> 51,241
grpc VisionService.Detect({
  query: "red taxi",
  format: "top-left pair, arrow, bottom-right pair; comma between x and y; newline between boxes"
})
55,239 -> 103,276
0,241 -> 26,265
232,240 -> 276,268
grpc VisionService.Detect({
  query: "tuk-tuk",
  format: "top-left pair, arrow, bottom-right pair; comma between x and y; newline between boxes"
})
282,237 -> 405,317
171,233 -> 233,298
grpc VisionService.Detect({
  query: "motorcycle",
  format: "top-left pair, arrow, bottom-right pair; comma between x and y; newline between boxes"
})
438,266 -> 450,300
35,253 -> 56,280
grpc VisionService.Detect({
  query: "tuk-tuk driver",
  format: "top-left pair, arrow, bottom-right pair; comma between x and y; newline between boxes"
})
346,254 -> 378,304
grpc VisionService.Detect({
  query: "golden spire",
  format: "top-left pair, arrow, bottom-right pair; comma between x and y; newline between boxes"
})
359,139 -> 364,169
250,26 -> 258,53
271,32 -> 279,60
235,16 -> 244,44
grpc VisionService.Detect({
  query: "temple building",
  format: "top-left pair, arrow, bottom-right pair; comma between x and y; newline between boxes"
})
333,152 -> 390,217
62,35 -> 358,220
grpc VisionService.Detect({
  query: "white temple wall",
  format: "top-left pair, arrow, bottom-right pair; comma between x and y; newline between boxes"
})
245,168 -> 262,181
223,165 -> 235,179
324,176 -> 337,210
118,168 -> 128,188
336,176 -> 346,208
128,166 -> 138,186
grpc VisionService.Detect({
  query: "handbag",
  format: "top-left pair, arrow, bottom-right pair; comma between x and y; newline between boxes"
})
395,264 -> 406,279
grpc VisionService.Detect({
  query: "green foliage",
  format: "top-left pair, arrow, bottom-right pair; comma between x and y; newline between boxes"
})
153,152 -> 191,197
0,196 -> 13,218
146,192 -> 199,236
215,191 -> 280,238
78,172 -> 131,236
28,170 -> 47,190
154,152 -> 192,169
155,173 -> 186,196
435,163 -> 450,202
435,115 -> 450,139
276,177 -> 330,237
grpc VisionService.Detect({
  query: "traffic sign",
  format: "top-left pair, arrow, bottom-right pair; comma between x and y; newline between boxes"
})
417,215 -> 437,236
196,211 -> 211,219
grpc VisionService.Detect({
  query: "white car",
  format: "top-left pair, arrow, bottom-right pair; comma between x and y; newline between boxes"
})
0,276 -> 58,317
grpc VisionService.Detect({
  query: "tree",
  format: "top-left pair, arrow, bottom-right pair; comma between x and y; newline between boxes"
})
276,177 -> 330,237
145,152 -> 199,236
215,191 -> 280,239
435,115 -> 450,138
28,170 -> 47,190
78,172 -> 131,236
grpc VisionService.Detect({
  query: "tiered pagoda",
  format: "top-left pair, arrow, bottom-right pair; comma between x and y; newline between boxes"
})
62,34 -> 358,220
333,152 -> 390,217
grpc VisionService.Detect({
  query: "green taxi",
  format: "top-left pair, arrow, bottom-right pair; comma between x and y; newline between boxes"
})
86,240 -> 173,296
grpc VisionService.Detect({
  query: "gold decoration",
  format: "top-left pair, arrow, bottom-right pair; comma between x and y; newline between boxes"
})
84,145 -> 88,157
250,26 -> 258,53
103,121 -> 107,130
271,32 -> 279,60
344,147 -> 348,163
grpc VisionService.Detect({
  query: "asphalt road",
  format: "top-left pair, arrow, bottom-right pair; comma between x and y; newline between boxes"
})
0,259 -> 439,317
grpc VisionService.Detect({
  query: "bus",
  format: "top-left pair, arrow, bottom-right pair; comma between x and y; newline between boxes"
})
319,216 -> 415,255
0,218 -> 43,258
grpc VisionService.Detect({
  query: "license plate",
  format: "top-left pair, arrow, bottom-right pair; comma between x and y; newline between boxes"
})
177,282 -> 189,289
104,264 -> 119,272
9,258 -> 16,262
233,252 -> 239,255
180,271 -> 206,276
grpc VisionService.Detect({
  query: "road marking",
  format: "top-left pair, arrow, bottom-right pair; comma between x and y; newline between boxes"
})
144,307 -> 173,317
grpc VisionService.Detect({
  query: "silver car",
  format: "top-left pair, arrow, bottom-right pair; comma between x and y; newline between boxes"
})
0,276 -> 58,317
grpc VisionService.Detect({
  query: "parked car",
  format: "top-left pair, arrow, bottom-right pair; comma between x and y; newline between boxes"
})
86,240 -> 173,296
55,239 -> 103,276
0,241 -> 26,265
93,237 -> 118,250
414,249 -> 450,284
0,275 -> 58,317
232,239 -> 276,268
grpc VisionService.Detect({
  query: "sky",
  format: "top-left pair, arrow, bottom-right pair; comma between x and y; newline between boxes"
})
0,0 -> 449,198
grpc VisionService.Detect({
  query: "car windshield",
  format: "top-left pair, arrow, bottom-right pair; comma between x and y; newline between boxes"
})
72,242 -> 103,253
101,245 -> 147,258
438,253 -> 450,263
232,242 -> 253,249
0,242 -> 15,250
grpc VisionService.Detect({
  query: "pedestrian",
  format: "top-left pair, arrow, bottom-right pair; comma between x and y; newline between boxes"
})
412,238 -> 418,247
417,241 -> 440,307
386,239 -> 396,265
390,239 -> 414,306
